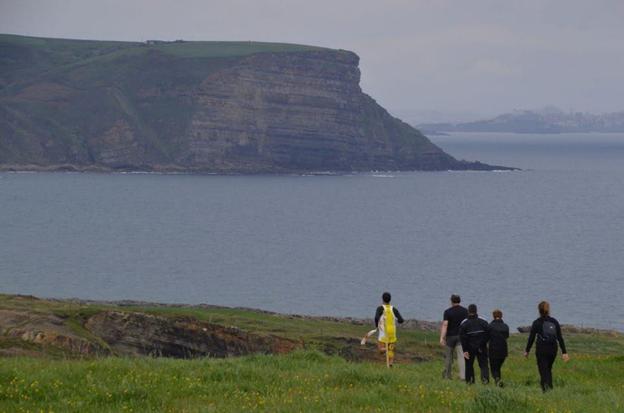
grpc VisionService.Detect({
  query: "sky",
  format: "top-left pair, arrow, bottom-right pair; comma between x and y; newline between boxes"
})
2,0 -> 623,122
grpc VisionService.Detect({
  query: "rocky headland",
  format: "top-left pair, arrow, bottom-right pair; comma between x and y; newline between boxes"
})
0,34 -> 511,173
1,294 -> 617,362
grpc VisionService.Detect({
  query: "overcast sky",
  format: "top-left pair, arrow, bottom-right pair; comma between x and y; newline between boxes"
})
2,0 -> 623,121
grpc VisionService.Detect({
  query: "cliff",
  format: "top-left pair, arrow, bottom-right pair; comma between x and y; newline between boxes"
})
0,34 -> 506,172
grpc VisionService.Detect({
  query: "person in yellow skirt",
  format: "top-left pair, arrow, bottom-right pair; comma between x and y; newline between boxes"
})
374,292 -> 405,367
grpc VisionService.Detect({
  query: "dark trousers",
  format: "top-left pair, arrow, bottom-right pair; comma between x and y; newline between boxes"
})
536,353 -> 556,391
489,357 -> 506,385
465,350 -> 489,384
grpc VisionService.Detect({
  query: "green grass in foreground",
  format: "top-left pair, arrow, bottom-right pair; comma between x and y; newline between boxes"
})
1,294 -> 622,412
1,351 -> 623,413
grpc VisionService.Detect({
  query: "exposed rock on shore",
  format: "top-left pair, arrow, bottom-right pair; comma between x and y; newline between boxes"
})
85,311 -> 299,357
0,308 -> 298,359
0,309 -> 108,357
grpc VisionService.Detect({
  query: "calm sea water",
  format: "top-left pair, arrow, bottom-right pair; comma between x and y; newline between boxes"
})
1,132 -> 623,331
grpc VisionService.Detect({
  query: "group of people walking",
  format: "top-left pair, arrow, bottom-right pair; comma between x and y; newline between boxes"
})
370,292 -> 569,392
441,295 -> 509,386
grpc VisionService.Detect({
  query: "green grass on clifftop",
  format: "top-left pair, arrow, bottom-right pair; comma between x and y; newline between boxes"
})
0,33 -> 330,68
152,40 -> 327,58
1,350 -> 623,413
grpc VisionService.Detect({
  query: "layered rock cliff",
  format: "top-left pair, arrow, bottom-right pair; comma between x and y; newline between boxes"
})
0,34 -> 506,172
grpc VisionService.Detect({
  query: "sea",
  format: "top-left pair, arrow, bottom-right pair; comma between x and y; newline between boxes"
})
1,132 -> 623,331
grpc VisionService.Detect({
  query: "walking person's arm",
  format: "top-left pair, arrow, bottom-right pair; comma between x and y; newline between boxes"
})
555,320 -> 570,361
459,322 -> 470,359
374,306 -> 383,327
393,307 -> 405,324
440,320 -> 448,346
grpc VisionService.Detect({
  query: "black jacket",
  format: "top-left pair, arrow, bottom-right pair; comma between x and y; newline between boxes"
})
525,316 -> 567,356
488,319 -> 510,359
459,315 -> 490,353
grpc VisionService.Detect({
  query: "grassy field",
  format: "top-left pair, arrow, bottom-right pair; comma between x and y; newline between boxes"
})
0,348 -> 622,413
1,295 -> 623,412
0,33 -> 329,77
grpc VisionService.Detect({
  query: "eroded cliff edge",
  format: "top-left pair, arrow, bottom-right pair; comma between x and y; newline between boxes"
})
0,294 -> 440,362
0,35 -> 509,172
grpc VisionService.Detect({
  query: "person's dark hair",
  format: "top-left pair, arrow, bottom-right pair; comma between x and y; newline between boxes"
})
492,309 -> 503,319
538,301 -> 550,317
468,304 -> 477,315
450,294 -> 461,304
382,292 -> 391,304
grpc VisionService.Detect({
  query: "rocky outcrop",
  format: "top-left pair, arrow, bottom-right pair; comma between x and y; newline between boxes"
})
0,309 -> 109,356
84,311 -> 299,357
0,34 -> 510,172
0,295 -> 441,361
0,308 -> 299,358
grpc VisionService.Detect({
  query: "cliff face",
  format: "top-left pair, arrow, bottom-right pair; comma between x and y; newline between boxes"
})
184,51 -> 457,171
0,34 -> 503,172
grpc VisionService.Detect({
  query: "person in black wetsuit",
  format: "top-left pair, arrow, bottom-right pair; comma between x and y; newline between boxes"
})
524,301 -> 570,392
488,309 -> 509,387
459,304 -> 490,384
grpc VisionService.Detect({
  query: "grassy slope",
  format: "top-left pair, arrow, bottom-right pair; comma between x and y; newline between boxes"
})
0,33 -> 328,86
1,348 -> 623,412
0,294 -> 623,412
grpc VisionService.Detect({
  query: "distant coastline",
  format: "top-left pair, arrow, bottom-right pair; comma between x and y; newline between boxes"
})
418,108 -> 624,134
0,162 -> 518,174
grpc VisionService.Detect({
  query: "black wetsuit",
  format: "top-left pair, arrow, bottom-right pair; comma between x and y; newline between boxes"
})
488,319 -> 509,385
525,316 -> 567,391
459,315 -> 490,384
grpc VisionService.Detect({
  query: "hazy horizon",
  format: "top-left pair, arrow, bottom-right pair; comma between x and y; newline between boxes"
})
2,0 -> 623,121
